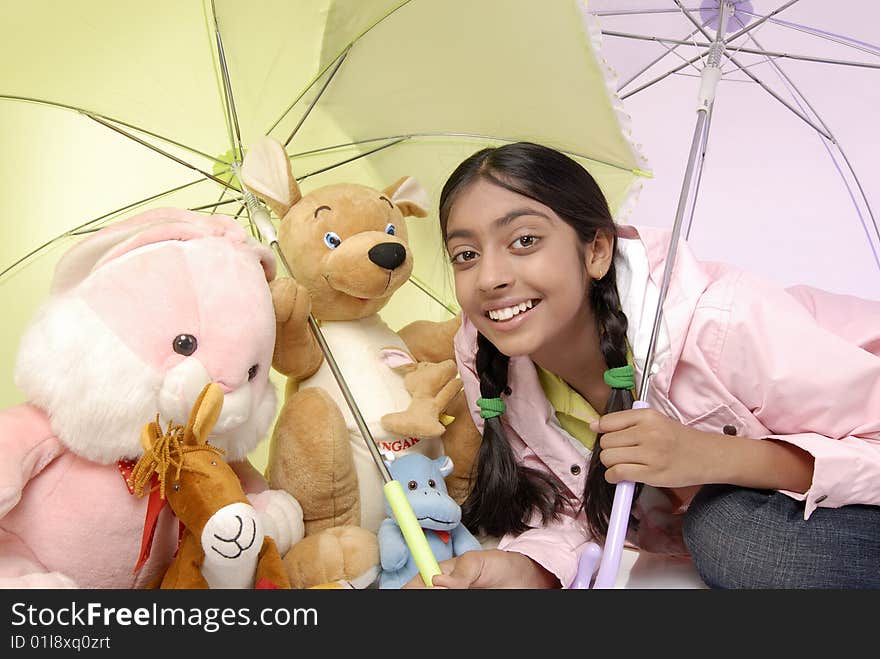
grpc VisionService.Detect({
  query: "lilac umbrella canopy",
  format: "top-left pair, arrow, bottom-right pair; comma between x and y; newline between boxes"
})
589,0 -> 880,301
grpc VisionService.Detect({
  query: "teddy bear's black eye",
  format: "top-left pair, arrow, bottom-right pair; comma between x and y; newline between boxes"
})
407,480 -> 418,490
248,364 -> 259,380
428,479 -> 436,488
323,232 -> 342,250
173,334 -> 197,356
385,223 -> 396,236
173,482 -> 180,492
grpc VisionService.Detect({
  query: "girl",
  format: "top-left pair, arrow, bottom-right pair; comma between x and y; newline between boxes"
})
405,141 -> 880,589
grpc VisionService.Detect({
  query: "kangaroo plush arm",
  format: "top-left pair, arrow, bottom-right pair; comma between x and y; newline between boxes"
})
270,277 -> 323,382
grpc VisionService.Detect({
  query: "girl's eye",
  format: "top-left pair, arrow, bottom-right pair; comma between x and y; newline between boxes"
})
385,223 -> 396,236
324,232 -> 342,249
512,235 -> 538,249
451,250 -> 478,264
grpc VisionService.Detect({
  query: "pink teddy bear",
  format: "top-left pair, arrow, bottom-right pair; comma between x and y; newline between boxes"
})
0,208 -> 304,588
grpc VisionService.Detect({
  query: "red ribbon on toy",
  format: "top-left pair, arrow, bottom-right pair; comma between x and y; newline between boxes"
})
118,459 -> 168,573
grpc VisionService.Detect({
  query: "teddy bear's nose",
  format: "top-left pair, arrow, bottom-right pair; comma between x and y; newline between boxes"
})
368,242 -> 406,271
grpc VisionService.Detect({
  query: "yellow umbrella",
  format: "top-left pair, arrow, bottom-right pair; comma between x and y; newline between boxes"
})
1,1 -> 648,414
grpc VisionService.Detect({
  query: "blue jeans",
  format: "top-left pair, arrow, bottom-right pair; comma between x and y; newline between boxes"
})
682,484 -> 880,589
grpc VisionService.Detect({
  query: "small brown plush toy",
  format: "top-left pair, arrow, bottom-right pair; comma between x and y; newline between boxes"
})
132,383 -> 290,589
240,137 -> 480,588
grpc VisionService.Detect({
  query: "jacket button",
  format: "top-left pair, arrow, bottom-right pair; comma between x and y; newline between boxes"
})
722,425 -> 737,435
570,464 -> 582,476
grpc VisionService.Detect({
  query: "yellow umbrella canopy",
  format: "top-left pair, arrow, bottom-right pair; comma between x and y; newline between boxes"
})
0,0 -> 649,422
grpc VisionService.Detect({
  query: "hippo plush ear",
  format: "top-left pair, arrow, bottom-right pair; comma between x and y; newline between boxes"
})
434,455 -> 454,478
383,176 -> 429,218
241,136 -> 303,219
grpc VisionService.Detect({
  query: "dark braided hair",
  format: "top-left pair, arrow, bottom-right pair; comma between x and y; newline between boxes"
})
439,141 -> 640,541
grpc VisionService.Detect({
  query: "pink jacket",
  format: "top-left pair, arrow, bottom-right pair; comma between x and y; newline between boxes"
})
453,224 -> 880,588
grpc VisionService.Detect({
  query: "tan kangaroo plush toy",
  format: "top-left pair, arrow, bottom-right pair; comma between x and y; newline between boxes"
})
240,137 -> 480,589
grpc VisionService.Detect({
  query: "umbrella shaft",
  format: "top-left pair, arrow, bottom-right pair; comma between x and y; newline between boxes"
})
639,109 -> 710,401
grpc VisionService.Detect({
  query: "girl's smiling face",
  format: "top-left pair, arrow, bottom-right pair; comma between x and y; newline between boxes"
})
445,178 -> 600,359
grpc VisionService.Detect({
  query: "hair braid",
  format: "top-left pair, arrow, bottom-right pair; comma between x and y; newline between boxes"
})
461,333 -> 570,537
584,263 -> 642,540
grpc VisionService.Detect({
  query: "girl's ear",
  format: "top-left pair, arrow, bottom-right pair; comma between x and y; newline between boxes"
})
585,230 -> 614,280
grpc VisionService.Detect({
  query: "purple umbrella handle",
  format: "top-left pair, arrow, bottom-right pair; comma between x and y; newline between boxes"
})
591,399 -> 651,589
571,542 -> 602,589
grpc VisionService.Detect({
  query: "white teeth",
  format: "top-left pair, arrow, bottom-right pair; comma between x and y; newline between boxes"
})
488,299 -> 534,321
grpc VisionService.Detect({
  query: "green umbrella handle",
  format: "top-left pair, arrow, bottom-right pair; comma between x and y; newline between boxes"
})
384,481 -> 442,586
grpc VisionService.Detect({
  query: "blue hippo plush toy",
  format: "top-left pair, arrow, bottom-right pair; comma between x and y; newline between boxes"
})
378,454 -> 482,589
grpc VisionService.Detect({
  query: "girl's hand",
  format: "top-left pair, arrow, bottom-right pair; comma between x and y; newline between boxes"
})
401,549 -> 559,589
591,408 -> 724,488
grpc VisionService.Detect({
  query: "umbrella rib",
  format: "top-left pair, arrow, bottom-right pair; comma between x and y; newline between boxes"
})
603,32 -> 880,70
407,276 -> 458,316
266,0 -> 413,138
0,179 -> 205,281
86,114 -> 241,190
189,198 -> 245,213
210,0 -> 245,162
288,132 -> 642,179
297,138 -> 408,181
595,8 -> 703,17
738,11 -> 880,59
616,25 -> 707,92
673,2 -> 832,140
619,0 -> 802,100
0,95 -> 225,165
741,30 -> 880,269
283,48 -> 350,148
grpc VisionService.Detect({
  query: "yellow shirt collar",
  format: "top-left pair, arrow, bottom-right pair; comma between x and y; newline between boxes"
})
535,348 -> 635,451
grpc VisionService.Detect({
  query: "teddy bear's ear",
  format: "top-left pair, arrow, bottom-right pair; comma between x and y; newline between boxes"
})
383,176 -> 430,218
241,136 -> 303,219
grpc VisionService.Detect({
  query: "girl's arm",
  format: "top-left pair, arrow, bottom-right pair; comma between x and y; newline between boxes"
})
594,409 -> 815,493
403,549 -> 559,589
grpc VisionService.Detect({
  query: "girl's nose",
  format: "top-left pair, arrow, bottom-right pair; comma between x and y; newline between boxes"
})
476,252 -> 513,292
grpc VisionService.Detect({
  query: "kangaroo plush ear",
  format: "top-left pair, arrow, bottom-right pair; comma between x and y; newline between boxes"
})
434,455 -> 454,478
379,347 -> 417,374
383,176 -> 429,218
241,136 -> 303,218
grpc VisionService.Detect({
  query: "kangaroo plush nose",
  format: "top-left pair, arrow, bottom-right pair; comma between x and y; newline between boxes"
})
368,242 -> 406,270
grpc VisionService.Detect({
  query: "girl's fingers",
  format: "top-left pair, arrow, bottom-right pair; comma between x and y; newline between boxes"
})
597,446 -> 646,469
597,429 -> 639,449
605,463 -> 650,485
590,409 -> 642,434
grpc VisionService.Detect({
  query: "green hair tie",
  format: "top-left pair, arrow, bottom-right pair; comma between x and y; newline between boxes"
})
476,397 -> 506,419
604,365 -> 634,390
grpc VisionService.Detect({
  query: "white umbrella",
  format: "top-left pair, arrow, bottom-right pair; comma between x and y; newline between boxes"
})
590,0 -> 880,301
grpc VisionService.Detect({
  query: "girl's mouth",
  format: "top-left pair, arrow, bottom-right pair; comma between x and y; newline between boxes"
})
486,299 -> 539,323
